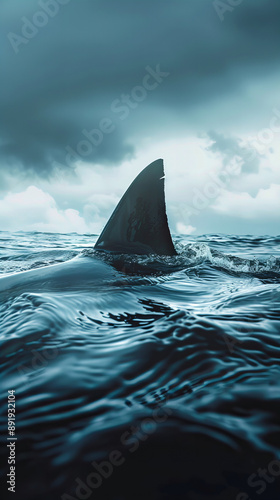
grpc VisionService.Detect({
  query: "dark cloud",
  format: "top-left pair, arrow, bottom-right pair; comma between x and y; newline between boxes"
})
1,0 -> 280,174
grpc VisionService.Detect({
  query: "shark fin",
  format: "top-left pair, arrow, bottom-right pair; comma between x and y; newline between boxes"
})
94,159 -> 176,255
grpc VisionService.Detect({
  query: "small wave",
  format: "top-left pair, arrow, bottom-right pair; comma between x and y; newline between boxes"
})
179,242 -> 280,276
82,241 -> 280,278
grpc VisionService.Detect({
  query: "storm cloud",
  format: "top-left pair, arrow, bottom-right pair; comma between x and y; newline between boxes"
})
2,0 -> 280,175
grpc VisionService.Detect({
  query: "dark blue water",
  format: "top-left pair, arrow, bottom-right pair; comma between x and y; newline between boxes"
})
1,232 -> 280,500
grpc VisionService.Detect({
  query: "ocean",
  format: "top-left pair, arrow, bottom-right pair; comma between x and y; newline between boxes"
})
1,231 -> 280,500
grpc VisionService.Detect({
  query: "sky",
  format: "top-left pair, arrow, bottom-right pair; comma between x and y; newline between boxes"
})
1,0 -> 280,235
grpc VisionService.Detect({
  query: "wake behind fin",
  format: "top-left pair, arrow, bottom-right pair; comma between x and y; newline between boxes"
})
94,159 -> 177,256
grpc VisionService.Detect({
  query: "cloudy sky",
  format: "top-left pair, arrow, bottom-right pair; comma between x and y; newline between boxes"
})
1,0 -> 280,235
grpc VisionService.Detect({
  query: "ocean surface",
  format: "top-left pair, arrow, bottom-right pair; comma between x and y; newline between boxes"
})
1,231 -> 280,500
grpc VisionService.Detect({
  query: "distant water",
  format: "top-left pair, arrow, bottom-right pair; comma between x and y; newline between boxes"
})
1,231 -> 280,500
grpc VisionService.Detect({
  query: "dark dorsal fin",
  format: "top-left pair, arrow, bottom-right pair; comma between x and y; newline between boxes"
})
94,159 -> 177,255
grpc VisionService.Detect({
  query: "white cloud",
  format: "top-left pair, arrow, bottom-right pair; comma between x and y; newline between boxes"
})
176,222 -> 196,235
0,186 -> 88,233
212,183 -> 280,219
1,134 -> 279,236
